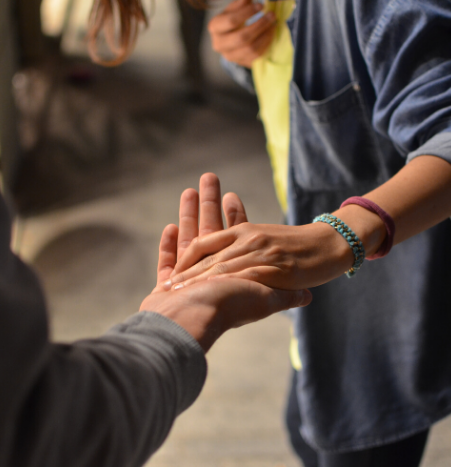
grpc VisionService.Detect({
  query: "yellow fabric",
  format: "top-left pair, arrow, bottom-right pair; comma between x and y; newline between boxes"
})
252,1 -> 301,370
251,0 -> 294,213
289,327 -> 302,371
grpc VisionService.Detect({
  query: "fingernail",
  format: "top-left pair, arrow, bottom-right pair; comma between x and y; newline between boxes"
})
245,10 -> 265,26
174,283 -> 184,290
163,280 -> 172,290
254,2 -> 263,11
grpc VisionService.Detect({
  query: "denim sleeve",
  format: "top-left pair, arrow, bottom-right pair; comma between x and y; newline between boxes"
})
355,0 -> 451,163
220,56 -> 256,94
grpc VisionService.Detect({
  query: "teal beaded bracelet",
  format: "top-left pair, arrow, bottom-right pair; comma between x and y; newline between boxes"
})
312,213 -> 366,278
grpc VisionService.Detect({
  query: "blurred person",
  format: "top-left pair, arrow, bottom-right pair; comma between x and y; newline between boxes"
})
0,0 -> 20,191
15,0 -> 46,65
0,172 -> 312,466
176,0 -> 207,102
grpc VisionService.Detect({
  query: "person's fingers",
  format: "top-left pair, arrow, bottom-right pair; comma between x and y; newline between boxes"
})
209,1 -> 262,35
256,284 -> 313,313
156,224 -> 179,286
224,0 -> 255,13
199,173 -> 224,236
210,13 -> 275,62
216,12 -> 276,53
220,24 -> 276,68
178,188 -> 199,261
240,279 -> 313,313
173,259 -> 295,290
213,278 -> 312,330
223,192 -> 248,227
169,228 -> 238,278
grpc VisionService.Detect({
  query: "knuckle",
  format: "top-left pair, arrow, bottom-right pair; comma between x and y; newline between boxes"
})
287,291 -> 302,308
227,15 -> 242,29
248,269 -> 260,280
200,254 -> 217,269
174,273 -> 186,283
238,30 -> 251,43
212,262 -> 228,275
248,232 -> 266,249
207,19 -> 219,35
178,240 -> 192,250
266,244 -> 283,258
247,42 -> 262,55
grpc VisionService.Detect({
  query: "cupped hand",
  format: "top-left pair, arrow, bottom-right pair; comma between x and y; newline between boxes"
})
141,278 -> 312,352
208,0 -> 276,68
142,172 -> 312,351
166,221 -> 355,291
154,172 -> 247,290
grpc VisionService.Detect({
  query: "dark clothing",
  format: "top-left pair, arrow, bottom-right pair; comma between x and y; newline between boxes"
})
222,0 -> 451,455
285,371 -> 430,467
285,0 -> 451,452
0,192 -> 207,467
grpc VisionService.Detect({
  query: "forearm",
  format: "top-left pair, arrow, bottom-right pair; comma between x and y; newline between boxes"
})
335,155 -> 451,257
5,312 -> 206,467
166,156 -> 451,291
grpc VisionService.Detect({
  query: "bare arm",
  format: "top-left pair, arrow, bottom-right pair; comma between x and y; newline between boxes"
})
165,157 -> 451,291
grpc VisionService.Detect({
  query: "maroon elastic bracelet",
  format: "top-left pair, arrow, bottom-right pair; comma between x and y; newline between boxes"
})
340,197 -> 395,260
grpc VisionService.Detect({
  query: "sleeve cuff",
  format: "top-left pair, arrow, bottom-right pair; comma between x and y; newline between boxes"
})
107,311 -> 207,415
220,57 -> 255,94
407,132 -> 451,164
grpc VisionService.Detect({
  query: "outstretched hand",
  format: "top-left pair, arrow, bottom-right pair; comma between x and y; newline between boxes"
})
153,173 -> 248,289
208,0 -> 276,68
140,173 -> 312,352
163,218 -> 355,292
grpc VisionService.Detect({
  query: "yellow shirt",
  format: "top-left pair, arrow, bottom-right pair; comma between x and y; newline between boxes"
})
251,0 -> 301,370
251,0 -> 294,213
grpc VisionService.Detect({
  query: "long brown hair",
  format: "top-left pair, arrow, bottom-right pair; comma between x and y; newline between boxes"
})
88,0 -> 149,66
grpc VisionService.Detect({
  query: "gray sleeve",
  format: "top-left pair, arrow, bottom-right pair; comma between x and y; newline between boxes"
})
0,193 -> 207,467
5,311 -> 207,467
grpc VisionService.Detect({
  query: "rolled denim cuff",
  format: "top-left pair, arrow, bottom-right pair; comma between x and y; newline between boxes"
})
407,132 -> 451,164
220,57 -> 255,95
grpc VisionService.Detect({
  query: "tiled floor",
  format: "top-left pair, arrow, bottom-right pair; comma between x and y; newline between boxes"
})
10,1 -> 451,465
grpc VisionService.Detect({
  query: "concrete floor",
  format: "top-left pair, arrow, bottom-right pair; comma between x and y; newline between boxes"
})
11,1 -> 451,465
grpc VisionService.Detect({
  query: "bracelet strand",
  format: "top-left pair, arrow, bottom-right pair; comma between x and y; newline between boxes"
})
313,214 -> 366,278
340,197 -> 395,260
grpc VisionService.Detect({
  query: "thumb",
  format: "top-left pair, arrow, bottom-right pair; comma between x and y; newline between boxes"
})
267,288 -> 312,312
223,192 -> 248,227
156,224 -> 178,286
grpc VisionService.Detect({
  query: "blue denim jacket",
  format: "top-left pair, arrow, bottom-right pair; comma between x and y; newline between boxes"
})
286,0 -> 451,219
224,0 -> 451,453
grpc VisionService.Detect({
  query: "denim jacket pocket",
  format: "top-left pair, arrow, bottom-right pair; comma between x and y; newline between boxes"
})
289,80 -> 386,192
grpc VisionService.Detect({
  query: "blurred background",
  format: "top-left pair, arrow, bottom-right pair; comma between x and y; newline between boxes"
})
1,0 -> 451,466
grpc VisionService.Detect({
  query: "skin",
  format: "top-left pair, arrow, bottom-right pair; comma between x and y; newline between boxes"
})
140,173 -> 312,352
162,159 -> 451,292
208,0 -> 277,68
156,0 -> 451,292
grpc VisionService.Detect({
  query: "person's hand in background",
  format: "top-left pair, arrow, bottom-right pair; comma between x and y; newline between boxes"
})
208,0 -> 277,68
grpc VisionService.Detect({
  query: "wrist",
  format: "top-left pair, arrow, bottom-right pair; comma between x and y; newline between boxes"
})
141,292 -> 220,352
333,204 -> 386,258
297,222 -> 355,283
